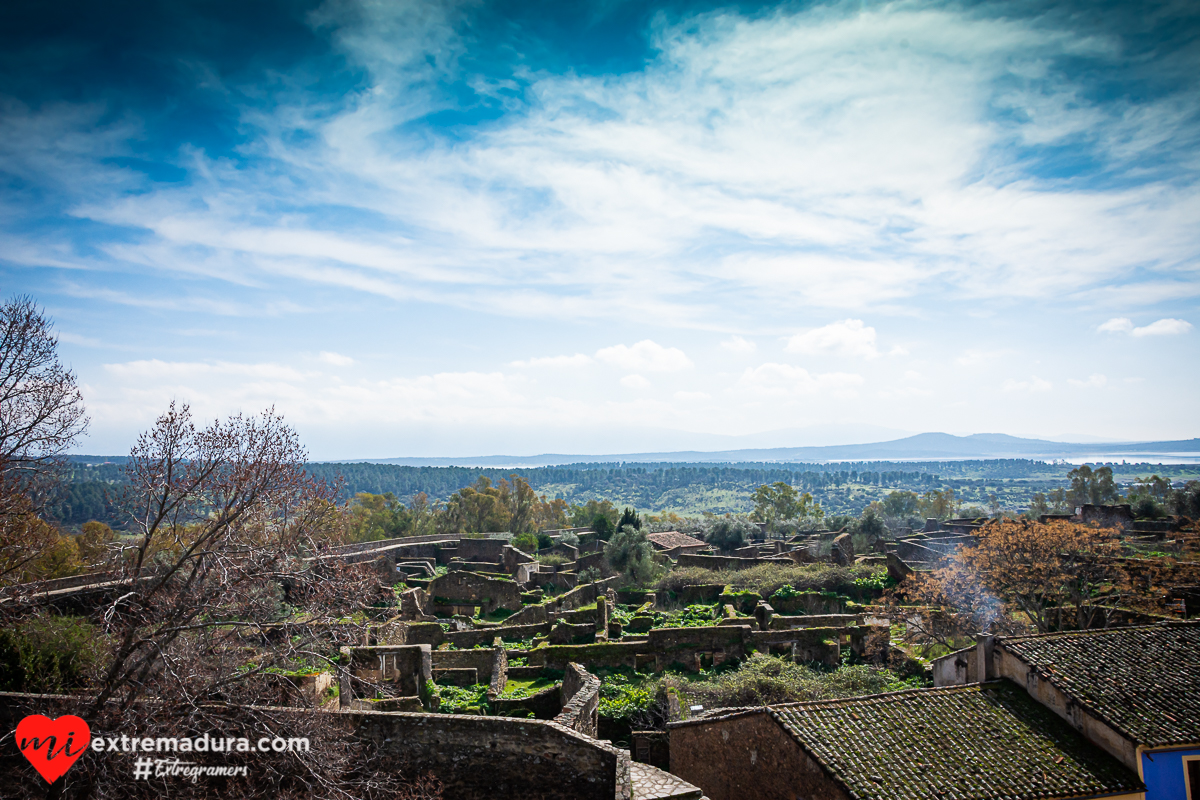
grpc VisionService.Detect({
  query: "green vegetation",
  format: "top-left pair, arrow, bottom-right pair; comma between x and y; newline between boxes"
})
666,654 -> 924,708
431,683 -> 491,714
498,675 -> 557,699
52,457 -> 1200,529
657,562 -> 878,598
0,614 -> 106,693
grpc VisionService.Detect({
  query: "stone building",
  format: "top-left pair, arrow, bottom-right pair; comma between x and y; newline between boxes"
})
647,531 -> 709,559
668,682 -> 1145,800
933,621 -> 1200,800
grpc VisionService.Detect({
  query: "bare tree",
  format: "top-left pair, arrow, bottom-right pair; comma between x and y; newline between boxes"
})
0,296 -> 88,476
21,402 -> 417,799
87,401 -> 376,714
0,296 -> 88,587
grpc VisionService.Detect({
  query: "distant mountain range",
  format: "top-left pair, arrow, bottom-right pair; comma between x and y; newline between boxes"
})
340,432 -> 1200,468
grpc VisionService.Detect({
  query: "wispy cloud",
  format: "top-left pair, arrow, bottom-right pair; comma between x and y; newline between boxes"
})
1099,317 -> 1193,336
1068,374 -> 1108,388
318,351 -> 355,367
719,336 -> 756,354
10,1 -> 1198,332
785,319 -> 879,359
735,363 -> 864,397
596,341 -> 692,372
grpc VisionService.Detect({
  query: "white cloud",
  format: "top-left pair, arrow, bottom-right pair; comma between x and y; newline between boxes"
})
1131,318 -> 1193,337
1099,317 -> 1193,336
1098,317 -> 1134,334
1002,376 -> 1053,393
719,336 -> 757,354
21,0 -> 1199,336
785,320 -> 878,359
620,374 -> 651,389
674,390 -> 710,401
104,359 -> 313,382
57,332 -> 105,348
1068,374 -> 1108,388
511,353 -> 593,368
318,351 -> 355,367
735,363 -> 864,397
596,340 -> 692,372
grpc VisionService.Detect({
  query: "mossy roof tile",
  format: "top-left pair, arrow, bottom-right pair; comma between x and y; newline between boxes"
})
1001,621 -> 1200,748
770,682 -> 1143,800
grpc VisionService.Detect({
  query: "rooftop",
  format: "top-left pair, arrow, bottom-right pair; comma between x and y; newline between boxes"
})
770,681 -> 1143,800
646,532 -> 707,551
1001,621 -> 1200,748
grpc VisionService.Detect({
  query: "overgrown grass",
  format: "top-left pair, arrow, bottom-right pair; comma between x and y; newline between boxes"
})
656,563 -> 877,597
431,682 -> 490,714
661,653 -> 924,709
498,676 -> 557,699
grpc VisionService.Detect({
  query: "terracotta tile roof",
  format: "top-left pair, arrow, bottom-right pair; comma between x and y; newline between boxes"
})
1000,621 -> 1200,748
647,532 -> 707,551
771,681 -> 1143,800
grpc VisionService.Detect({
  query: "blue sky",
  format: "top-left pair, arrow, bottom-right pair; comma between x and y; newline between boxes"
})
2,0 -> 1198,459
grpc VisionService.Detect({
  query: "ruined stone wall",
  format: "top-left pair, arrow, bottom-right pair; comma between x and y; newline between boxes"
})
676,553 -> 768,571
431,647 -> 507,692
669,710 -> 850,800
750,628 -> 841,665
429,570 -> 522,613
339,644 -> 432,708
1078,504 -> 1134,530
326,534 -> 464,556
554,663 -> 600,737
527,641 -> 643,670
456,537 -> 509,562
445,622 -> 551,648
355,712 -> 629,800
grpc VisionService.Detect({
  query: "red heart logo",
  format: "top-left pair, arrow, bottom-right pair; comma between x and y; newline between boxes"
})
15,714 -> 91,784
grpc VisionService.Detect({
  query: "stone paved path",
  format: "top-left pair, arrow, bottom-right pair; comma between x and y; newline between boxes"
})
630,761 -> 706,799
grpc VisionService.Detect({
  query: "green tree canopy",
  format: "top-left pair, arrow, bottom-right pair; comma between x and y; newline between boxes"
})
751,482 -> 823,530
705,516 -> 757,552
604,526 -> 658,586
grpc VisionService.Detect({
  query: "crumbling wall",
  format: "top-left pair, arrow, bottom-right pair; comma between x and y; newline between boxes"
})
456,537 -> 509,562
677,554 -> 769,571
554,663 -> 600,737
339,644 -> 432,709
431,647 -> 507,695
429,570 -> 522,613
353,711 -> 630,800
669,710 -> 849,800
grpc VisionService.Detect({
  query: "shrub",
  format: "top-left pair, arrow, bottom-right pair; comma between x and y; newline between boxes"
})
661,654 -> 923,709
617,507 -> 642,532
605,527 -> 659,586
705,517 -> 757,552
0,614 -> 106,693
536,553 -> 569,567
578,566 -> 601,583
1132,496 -> 1165,520
593,515 -> 614,541
511,532 -> 539,553
656,562 -> 875,597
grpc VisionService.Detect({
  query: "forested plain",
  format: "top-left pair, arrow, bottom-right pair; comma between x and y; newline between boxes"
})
47,456 -> 1200,529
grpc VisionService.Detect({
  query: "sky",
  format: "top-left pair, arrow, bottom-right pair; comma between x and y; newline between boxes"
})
1,0 -> 1198,460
